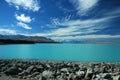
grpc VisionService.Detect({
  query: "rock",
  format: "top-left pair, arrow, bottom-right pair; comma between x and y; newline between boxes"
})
104,74 -> 113,80
0,60 -> 120,80
34,77 -> 38,80
26,74 -> 32,79
4,66 -> 21,75
85,68 -> 93,80
113,75 -> 120,80
92,74 -> 101,80
36,66 -> 44,73
60,68 -> 68,72
76,70 -> 85,77
18,70 -> 29,76
39,76 -> 47,80
25,66 -> 35,73
118,76 -> 120,80
94,66 -> 101,74
42,70 -> 53,78
1,67 -> 6,72
32,72 -> 39,77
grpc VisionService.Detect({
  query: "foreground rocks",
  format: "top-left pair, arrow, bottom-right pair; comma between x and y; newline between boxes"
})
0,59 -> 120,80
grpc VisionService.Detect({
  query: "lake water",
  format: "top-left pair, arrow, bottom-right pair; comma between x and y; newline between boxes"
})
0,44 -> 120,62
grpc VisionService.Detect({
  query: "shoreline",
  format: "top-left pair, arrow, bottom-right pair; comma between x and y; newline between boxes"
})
0,59 -> 120,63
0,59 -> 120,80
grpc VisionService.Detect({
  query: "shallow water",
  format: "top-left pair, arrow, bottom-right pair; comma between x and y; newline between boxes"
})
0,44 -> 120,62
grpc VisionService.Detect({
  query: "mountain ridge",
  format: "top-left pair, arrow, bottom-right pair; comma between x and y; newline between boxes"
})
0,35 -> 57,44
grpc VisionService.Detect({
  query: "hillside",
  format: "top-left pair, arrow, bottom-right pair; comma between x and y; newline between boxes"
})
0,35 -> 57,44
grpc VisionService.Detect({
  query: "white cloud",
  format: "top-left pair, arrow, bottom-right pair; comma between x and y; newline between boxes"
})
48,26 -> 80,36
57,17 -> 113,27
15,14 -> 32,23
15,14 -> 33,30
32,14 -> 119,41
79,0 -> 98,10
44,25 -> 100,37
105,7 -> 120,17
49,15 -> 117,28
70,0 -> 99,15
51,35 -> 120,41
43,16 -> 116,37
15,6 -> 19,10
32,24 -> 103,37
5,0 -> 40,11
17,22 -> 32,29
30,31 -> 120,41
48,16 -> 71,28
0,28 -> 17,35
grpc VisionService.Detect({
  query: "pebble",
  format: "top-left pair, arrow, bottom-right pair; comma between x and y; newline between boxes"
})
0,59 -> 120,80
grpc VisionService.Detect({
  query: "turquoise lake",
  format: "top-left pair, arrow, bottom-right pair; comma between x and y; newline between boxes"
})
0,44 -> 120,62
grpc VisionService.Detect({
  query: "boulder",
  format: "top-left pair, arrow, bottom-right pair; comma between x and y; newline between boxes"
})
26,66 -> 35,73
104,74 -> 113,80
4,66 -> 21,75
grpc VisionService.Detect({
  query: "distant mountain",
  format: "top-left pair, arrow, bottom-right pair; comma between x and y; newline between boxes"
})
62,38 -> 120,44
0,35 -> 119,44
0,35 -> 57,44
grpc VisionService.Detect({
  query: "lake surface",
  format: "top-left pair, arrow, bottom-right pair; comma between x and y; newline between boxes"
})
0,44 -> 120,62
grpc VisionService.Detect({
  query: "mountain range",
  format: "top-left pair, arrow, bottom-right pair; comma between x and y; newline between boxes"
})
0,35 -> 120,44
0,35 -> 57,44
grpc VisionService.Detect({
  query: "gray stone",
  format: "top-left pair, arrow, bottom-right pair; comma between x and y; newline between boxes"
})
4,66 -> 21,75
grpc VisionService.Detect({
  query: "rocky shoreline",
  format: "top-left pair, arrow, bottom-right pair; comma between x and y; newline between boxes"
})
0,59 -> 120,80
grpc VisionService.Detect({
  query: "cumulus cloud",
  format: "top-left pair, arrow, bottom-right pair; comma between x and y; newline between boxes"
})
15,14 -> 32,23
15,14 -> 33,29
5,0 -> 40,11
17,22 -> 32,29
0,28 -> 17,34
70,0 -> 99,15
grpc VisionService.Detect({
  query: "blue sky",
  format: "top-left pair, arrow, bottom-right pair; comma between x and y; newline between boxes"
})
0,0 -> 120,42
